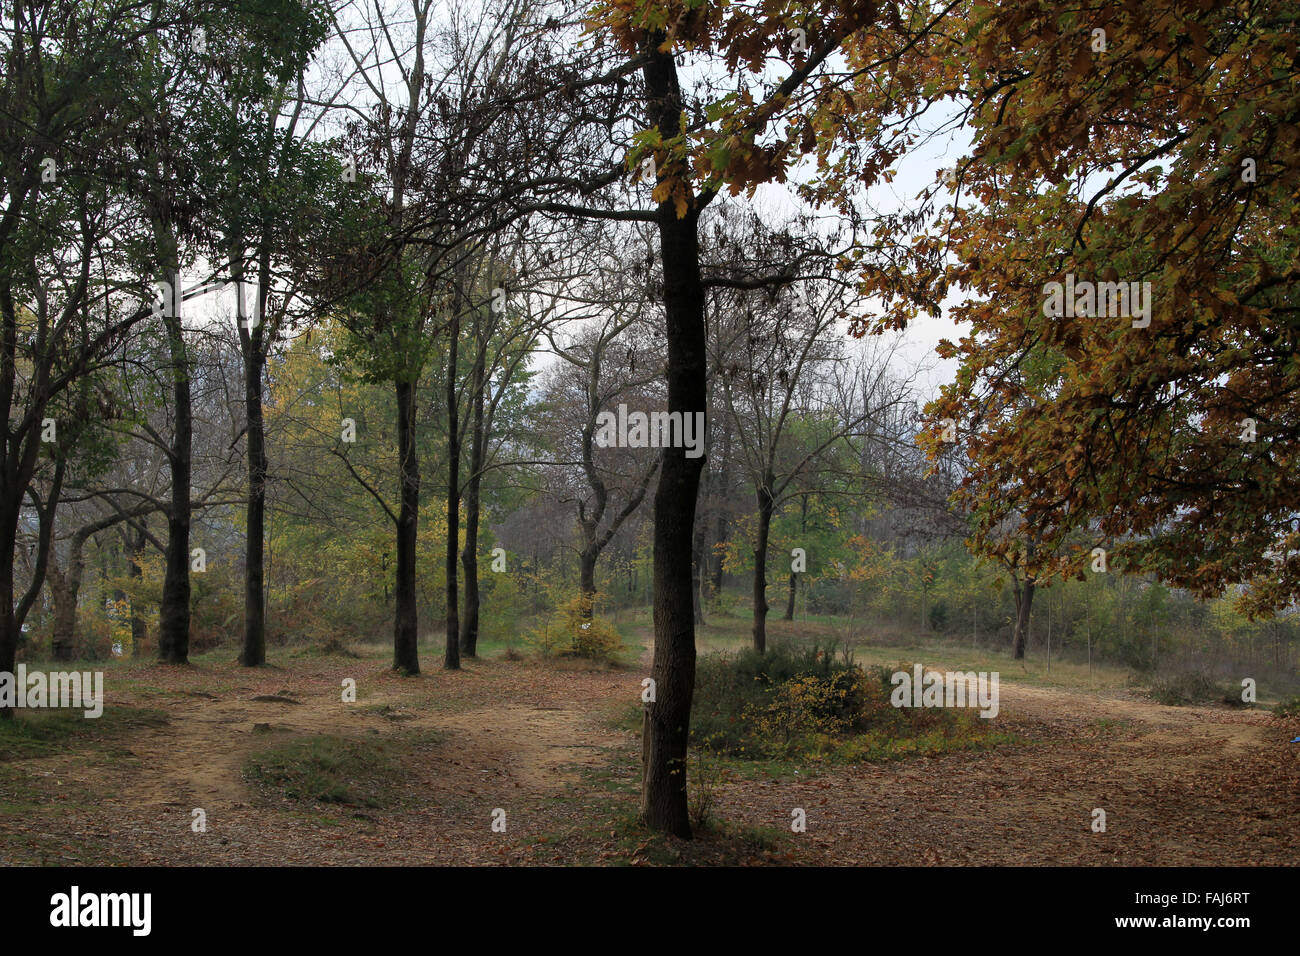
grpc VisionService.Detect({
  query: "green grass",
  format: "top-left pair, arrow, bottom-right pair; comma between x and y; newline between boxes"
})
244,730 -> 439,808
0,705 -> 168,761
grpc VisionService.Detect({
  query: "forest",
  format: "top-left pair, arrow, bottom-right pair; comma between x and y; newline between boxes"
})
1,0 -> 1297,869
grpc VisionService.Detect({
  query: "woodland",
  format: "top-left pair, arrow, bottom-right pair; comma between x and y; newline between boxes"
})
0,0 -> 1297,863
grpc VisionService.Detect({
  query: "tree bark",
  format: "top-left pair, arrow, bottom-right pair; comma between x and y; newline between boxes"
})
709,421 -> 731,596
234,233 -> 275,667
784,570 -> 797,621
128,525 -> 148,657
156,230 -> 192,666
444,306 -> 461,671
458,328 -> 485,657
47,560 -> 77,661
393,377 -> 421,674
640,38 -> 706,839
1012,577 -> 1035,660
0,458 -> 65,717
238,276 -> 268,667
691,456 -> 710,626
579,547 -> 598,611
751,482 -> 773,653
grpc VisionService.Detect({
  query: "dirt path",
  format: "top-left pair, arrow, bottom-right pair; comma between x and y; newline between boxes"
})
1,651 -> 1296,865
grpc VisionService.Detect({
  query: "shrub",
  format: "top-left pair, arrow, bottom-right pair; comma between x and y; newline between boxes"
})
526,592 -> 625,664
691,644 -> 1008,762
1273,695 -> 1300,718
1149,670 -> 1225,706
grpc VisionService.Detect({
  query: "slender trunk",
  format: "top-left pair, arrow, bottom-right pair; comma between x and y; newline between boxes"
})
239,322 -> 267,667
0,521 -> 16,719
393,378 -> 420,674
709,422 -> 730,596
458,345 -> 485,657
156,229 -> 191,666
783,494 -> 806,622
1012,578 -> 1035,660
641,38 -> 705,840
129,526 -> 147,657
691,459 -> 710,626
751,483 -> 773,653
158,315 -> 192,665
444,307 -> 461,671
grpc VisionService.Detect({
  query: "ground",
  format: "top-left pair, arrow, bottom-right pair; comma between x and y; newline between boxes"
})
2,618 -> 1297,866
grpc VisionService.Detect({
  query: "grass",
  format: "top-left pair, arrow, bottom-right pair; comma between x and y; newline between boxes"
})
244,730 -> 440,808
0,705 -> 168,761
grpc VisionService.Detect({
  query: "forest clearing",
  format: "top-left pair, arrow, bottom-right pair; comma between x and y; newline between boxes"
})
4,614 -> 1296,867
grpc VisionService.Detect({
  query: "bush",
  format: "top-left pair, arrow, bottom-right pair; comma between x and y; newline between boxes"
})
690,644 -> 1010,762
1273,695 -> 1300,718
1148,670 -> 1226,706
526,592 -> 625,664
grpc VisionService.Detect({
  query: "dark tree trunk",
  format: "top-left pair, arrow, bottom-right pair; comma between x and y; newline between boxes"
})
709,421 -> 731,596
579,547 -> 597,612
751,483 -> 773,653
156,231 -> 192,666
691,456 -> 710,626
393,377 -> 421,674
444,306 -> 461,671
158,314 -> 193,665
640,39 -> 706,840
0,516 -> 17,720
239,311 -> 267,667
128,525 -> 148,657
1012,578 -> 1035,660
459,332 -> 485,658
0,458 -> 64,717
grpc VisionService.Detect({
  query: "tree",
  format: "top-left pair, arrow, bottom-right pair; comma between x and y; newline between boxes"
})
0,0 -> 177,709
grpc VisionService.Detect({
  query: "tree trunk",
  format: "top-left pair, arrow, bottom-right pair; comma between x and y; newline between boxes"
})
579,547 -> 598,613
751,483 -> 773,653
691,459 -> 710,626
0,518 -> 17,720
47,561 -> 77,661
158,319 -> 193,664
709,421 -> 731,596
239,316 -> 267,667
640,38 -> 705,840
51,530 -> 89,658
784,570 -> 796,621
129,526 -> 148,657
458,340 -> 485,657
393,377 -> 421,674
157,234 -> 192,666
444,306 -> 461,671
1012,578 -> 1035,660
0,458 -> 64,717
